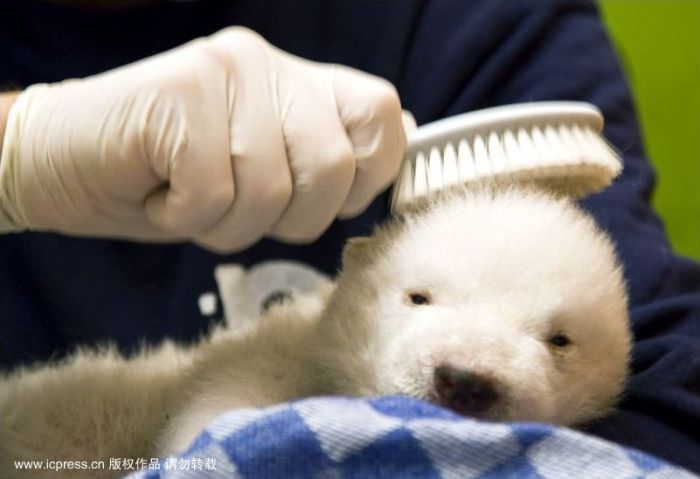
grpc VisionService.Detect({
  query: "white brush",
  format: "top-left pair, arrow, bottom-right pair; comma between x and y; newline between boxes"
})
390,101 -> 622,212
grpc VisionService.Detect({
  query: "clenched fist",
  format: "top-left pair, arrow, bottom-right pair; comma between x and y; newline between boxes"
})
0,27 -> 407,251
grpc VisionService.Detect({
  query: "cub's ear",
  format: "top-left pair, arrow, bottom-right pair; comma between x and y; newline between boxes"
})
341,236 -> 374,268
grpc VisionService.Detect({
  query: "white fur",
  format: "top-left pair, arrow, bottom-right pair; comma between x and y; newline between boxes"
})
0,186 -> 631,478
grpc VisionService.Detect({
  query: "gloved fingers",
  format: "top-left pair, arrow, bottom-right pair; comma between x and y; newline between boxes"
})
332,65 -> 406,218
141,51 -> 236,237
268,64 -> 356,242
193,91 -> 292,253
193,143 -> 292,253
142,120 -> 234,237
268,127 -> 355,242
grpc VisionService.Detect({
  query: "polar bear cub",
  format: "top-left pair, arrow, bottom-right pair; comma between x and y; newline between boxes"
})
0,186 -> 631,478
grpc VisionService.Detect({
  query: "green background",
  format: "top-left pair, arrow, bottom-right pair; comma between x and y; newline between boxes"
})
600,0 -> 700,260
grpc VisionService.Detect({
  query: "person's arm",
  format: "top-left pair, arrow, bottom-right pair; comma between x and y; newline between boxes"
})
0,93 -> 19,159
0,28 -> 406,249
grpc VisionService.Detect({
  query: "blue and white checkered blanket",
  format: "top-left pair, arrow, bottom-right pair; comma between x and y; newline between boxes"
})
127,396 -> 696,479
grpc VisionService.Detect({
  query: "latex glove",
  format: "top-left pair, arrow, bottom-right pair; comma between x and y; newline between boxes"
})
0,27 -> 406,251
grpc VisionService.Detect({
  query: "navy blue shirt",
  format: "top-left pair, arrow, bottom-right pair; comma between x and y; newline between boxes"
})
1,0 -> 699,473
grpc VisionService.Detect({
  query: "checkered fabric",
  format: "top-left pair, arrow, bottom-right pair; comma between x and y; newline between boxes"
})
126,396 -> 697,479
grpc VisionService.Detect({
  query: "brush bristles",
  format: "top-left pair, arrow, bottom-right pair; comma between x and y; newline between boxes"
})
390,123 -> 622,212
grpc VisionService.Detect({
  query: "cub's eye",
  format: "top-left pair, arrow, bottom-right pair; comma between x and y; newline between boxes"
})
405,291 -> 432,306
548,334 -> 572,348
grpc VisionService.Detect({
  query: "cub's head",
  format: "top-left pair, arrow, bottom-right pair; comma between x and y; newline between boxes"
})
317,187 -> 630,426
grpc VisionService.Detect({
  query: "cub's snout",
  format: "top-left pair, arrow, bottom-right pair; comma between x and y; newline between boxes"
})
433,365 -> 500,416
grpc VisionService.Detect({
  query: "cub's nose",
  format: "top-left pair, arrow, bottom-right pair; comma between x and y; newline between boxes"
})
433,365 -> 499,415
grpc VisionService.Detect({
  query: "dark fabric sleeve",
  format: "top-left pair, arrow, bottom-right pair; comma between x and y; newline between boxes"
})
397,0 -> 700,472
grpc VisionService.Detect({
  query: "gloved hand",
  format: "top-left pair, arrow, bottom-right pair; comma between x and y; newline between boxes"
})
0,27 -> 407,251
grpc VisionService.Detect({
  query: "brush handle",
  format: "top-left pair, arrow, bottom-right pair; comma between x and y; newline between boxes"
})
406,102 -> 603,154
391,101 -> 621,212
